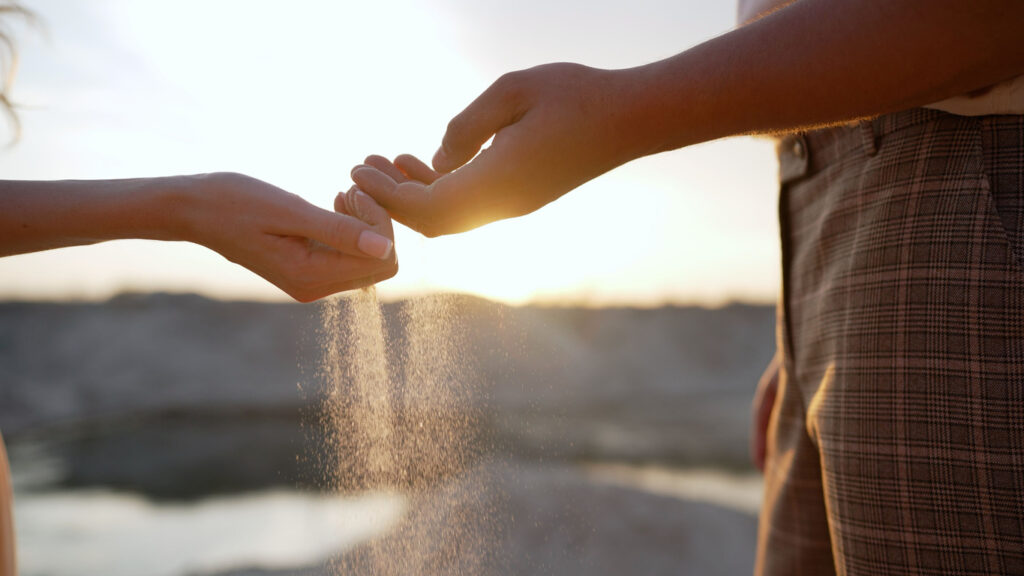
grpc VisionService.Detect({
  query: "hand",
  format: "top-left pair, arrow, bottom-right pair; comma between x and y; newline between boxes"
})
750,352 -> 780,473
352,63 -> 648,236
181,173 -> 397,302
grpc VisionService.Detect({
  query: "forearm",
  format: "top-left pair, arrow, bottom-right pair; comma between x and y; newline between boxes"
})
345,0 -> 1024,236
627,0 -> 1024,156
0,176 -> 194,256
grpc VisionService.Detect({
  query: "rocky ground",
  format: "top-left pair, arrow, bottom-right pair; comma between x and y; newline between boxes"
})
1,293 -> 775,468
1,293 -> 775,575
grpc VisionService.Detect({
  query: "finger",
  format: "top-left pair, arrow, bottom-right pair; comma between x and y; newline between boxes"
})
753,369 -> 780,472
752,401 -> 766,472
298,204 -> 394,261
434,74 -> 524,173
420,137 -> 531,234
334,185 -> 358,215
246,235 -> 392,302
334,186 -> 395,232
394,154 -> 441,184
357,126 -> 531,236
324,266 -> 399,295
358,147 -> 523,237
303,249 -> 399,297
350,165 -> 437,230
753,403 -> 766,473
284,255 -> 398,302
362,154 -> 410,183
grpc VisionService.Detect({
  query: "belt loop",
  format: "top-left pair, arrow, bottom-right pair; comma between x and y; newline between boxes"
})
859,120 -> 877,157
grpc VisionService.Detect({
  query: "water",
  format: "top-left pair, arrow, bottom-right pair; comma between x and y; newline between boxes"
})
582,463 -> 763,515
12,464 -> 762,576
5,292 -> 770,574
14,489 -> 405,576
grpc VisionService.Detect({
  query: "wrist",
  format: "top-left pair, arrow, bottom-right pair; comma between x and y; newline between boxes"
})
154,173 -> 227,245
124,175 -> 203,243
605,62 -> 706,161
622,55 -> 720,156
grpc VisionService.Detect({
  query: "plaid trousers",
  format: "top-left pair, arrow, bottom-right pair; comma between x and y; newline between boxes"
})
757,109 -> 1024,575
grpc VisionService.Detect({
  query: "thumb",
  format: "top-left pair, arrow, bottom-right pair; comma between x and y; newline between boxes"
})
434,73 -> 525,173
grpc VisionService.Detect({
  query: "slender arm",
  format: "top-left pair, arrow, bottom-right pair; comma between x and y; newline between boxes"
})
632,0 -> 1024,156
353,0 -> 1024,236
0,177 -> 189,255
0,173 -> 398,302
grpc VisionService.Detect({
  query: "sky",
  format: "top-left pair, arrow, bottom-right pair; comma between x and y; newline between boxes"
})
0,0 -> 781,307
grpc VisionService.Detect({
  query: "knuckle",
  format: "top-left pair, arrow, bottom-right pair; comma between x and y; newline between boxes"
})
415,212 -> 449,238
376,262 -> 399,283
288,279 -> 323,303
421,219 -> 454,238
300,292 -> 323,304
209,171 -> 243,186
445,115 -> 469,143
394,153 -> 417,168
494,70 -> 521,92
493,73 -> 522,105
284,286 -> 312,303
328,217 -> 359,248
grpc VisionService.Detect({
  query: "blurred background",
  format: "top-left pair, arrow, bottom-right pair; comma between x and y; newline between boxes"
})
1,0 -> 780,574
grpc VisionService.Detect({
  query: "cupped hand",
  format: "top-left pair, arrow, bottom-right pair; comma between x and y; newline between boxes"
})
180,172 -> 397,302
351,63 -> 647,237
750,352 -> 780,473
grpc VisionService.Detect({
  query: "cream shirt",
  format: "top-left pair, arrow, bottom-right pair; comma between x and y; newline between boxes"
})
927,76 -> 1024,115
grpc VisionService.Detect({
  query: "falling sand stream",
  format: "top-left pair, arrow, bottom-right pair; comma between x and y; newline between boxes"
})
317,288 -> 499,574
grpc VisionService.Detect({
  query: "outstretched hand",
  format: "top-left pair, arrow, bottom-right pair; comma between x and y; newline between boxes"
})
352,63 -> 648,237
183,173 -> 397,302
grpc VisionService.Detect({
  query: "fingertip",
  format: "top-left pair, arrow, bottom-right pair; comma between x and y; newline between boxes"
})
355,189 -> 385,214
350,166 -> 377,187
350,164 -> 370,179
357,229 -> 394,260
334,185 -> 358,214
432,146 -> 451,173
351,164 -> 379,179
394,154 -> 441,184
364,155 -> 408,183
393,153 -> 416,168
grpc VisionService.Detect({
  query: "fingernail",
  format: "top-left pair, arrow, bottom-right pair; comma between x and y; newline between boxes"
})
343,188 -> 361,216
358,230 -> 393,260
432,147 -> 448,169
350,164 -> 369,178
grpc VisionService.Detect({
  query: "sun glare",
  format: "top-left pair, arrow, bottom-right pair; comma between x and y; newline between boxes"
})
0,1 -> 780,307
